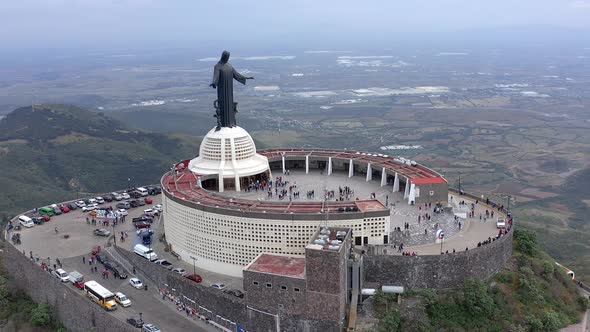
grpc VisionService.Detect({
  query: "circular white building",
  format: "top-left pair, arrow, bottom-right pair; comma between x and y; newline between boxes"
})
162,126 -> 448,277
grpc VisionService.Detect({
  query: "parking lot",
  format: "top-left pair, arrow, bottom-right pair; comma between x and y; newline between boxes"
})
8,192 -> 241,332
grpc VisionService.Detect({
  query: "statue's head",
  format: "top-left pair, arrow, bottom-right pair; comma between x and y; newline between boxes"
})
220,51 -> 230,63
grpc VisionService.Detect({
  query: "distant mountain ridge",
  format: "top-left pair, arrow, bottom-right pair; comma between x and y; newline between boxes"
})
0,104 -> 199,220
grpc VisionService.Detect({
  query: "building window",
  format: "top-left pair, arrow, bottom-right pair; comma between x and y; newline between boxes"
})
281,285 -> 287,290
266,283 -> 272,288
294,287 -> 300,292
253,281 -> 259,286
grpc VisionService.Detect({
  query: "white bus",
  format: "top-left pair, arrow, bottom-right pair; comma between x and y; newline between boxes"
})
84,280 -> 117,311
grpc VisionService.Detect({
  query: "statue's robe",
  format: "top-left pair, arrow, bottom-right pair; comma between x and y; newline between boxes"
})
211,62 -> 247,127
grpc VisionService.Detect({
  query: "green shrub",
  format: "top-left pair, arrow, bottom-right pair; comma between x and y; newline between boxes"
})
496,272 -> 514,283
378,310 -> 402,332
29,304 -> 51,326
514,229 -> 537,256
541,310 -> 562,331
463,278 -> 496,317
525,314 -> 543,331
577,296 -> 589,311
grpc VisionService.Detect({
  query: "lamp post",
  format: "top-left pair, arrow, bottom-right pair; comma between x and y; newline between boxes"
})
127,178 -> 131,190
440,234 -> 444,254
139,312 -> 143,323
113,223 -> 116,246
191,256 -> 197,275
505,195 -> 512,212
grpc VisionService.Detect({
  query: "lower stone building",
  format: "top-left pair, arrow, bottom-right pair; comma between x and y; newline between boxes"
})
243,227 -> 352,331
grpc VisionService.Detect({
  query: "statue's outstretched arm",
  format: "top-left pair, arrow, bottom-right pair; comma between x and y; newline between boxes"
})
233,69 -> 251,84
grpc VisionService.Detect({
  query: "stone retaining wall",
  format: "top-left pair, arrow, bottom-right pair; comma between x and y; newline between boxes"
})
0,241 -> 135,332
364,228 -> 513,289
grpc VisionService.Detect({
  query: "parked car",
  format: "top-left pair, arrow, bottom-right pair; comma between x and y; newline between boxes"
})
147,186 -> 162,195
496,217 -> 506,229
116,202 -> 131,209
136,199 -> 146,206
127,317 -> 143,328
51,205 -> 62,215
153,204 -> 163,212
211,283 -> 227,291
93,229 -> 111,237
142,323 -> 161,332
32,216 -> 45,225
115,292 -> 132,307
68,271 -> 85,289
133,216 -> 153,223
142,235 -> 152,245
40,214 -> 51,222
117,209 -> 128,216
121,192 -> 131,200
95,197 -> 105,204
154,259 -> 173,270
103,195 -> 113,202
172,268 -> 186,276
96,253 -> 109,264
19,216 -> 35,228
60,204 -> 70,213
223,288 -> 244,298
185,274 -> 202,283
134,221 -> 151,229
67,202 -> 78,210
112,192 -> 123,201
129,200 -> 140,208
104,262 -> 128,279
75,200 -> 86,208
137,228 -> 154,237
82,203 -> 99,212
38,206 -> 54,216
143,209 -> 159,217
129,278 -> 143,289
144,197 -> 153,205
52,269 -> 69,282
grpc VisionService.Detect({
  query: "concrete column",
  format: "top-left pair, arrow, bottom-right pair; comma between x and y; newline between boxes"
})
218,174 -> 224,193
305,155 -> 309,174
403,178 -> 410,198
348,159 -> 354,178
328,157 -> 333,175
235,175 -> 241,192
380,167 -> 387,187
197,176 -> 202,188
366,163 -> 372,181
408,183 -> 416,204
393,172 -> 399,192
282,154 -> 286,174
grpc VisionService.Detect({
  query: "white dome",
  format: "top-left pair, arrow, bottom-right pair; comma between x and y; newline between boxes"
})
189,126 -> 269,180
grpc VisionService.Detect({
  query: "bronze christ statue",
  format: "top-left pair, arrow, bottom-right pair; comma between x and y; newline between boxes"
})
209,51 -> 253,130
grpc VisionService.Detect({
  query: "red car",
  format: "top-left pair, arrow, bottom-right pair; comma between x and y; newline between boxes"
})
144,197 -> 153,204
134,221 -> 151,229
60,205 -> 70,213
73,281 -> 85,290
185,274 -> 202,283
41,214 -> 51,222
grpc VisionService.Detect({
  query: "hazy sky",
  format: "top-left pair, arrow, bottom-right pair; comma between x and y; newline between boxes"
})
1,0 -> 590,50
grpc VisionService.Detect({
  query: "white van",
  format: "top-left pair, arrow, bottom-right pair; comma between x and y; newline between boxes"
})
133,244 -> 158,261
136,187 -> 149,197
18,215 -> 34,228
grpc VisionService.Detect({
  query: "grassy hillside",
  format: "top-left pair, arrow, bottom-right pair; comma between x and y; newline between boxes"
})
370,229 -> 588,332
0,104 -> 200,220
